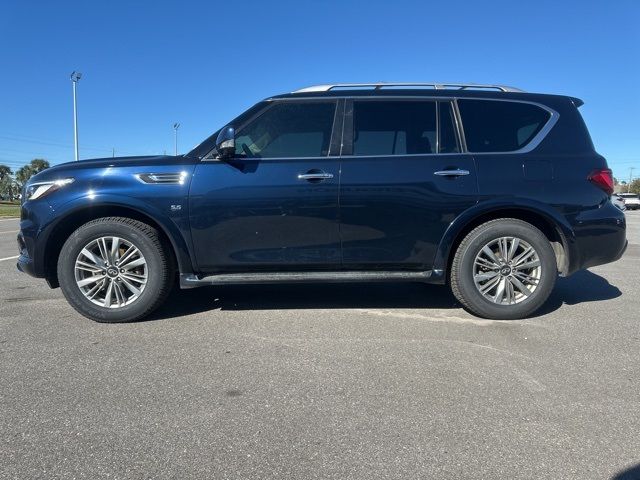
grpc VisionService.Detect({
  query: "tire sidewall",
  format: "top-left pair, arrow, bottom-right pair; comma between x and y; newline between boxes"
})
58,221 -> 165,322
455,221 -> 557,319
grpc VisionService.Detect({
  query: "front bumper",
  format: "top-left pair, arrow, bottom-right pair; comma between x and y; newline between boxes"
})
16,229 -> 38,278
16,253 -> 36,277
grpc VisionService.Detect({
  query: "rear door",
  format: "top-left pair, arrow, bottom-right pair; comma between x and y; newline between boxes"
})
189,100 -> 343,272
338,98 -> 478,270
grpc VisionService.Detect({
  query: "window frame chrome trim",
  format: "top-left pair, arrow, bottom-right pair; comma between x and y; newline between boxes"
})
199,95 -> 559,161
454,97 -> 559,155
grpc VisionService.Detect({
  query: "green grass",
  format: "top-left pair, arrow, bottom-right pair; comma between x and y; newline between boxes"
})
0,201 -> 20,217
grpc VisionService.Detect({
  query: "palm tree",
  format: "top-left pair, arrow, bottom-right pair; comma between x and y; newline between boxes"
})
0,164 -> 12,180
14,159 -> 51,188
0,165 -> 15,201
30,158 -> 50,173
15,165 -> 34,188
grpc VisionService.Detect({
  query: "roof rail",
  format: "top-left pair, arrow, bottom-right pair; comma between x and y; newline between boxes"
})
293,83 -> 525,93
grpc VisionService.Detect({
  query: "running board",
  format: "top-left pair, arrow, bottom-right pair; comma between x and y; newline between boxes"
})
179,270 -> 433,288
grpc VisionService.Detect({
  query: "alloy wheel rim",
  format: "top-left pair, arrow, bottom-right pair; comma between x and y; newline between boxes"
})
74,236 -> 148,308
472,236 -> 541,305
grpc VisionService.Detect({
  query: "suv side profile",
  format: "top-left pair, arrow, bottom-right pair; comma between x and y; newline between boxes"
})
17,82 -> 627,322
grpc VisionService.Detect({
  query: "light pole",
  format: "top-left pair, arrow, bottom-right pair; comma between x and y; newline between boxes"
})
629,167 -> 636,193
70,71 -> 82,161
173,123 -> 180,156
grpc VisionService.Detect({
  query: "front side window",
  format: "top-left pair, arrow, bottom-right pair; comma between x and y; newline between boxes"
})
352,101 -> 437,156
234,101 -> 336,158
458,99 -> 551,152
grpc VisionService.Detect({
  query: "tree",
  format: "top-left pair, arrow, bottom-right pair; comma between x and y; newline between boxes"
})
0,176 -> 17,201
30,158 -> 50,173
15,165 -> 34,187
629,178 -> 640,195
14,158 -> 51,188
0,164 -> 12,180
0,165 -> 15,200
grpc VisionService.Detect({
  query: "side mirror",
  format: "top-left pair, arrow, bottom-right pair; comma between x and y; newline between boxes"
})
215,126 -> 235,159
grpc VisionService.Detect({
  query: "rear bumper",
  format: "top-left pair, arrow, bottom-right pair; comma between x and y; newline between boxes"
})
566,201 -> 627,274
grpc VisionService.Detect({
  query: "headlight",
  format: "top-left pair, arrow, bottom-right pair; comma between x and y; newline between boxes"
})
25,178 -> 74,201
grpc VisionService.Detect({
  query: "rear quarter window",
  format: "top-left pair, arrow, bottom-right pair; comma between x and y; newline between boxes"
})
458,99 -> 551,152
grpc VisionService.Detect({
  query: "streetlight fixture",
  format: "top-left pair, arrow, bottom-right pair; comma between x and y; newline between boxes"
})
70,71 -> 82,161
173,123 -> 180,156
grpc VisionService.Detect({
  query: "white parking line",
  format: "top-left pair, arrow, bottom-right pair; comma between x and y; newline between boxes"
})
0,218 -> 19,222
0,255 -> 19,262
0,230 -> 19,234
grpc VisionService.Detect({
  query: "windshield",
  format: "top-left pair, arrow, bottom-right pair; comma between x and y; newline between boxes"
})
185,101 -> 268,159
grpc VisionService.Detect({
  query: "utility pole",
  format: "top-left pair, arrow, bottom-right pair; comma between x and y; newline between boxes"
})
70,71 -> 82,161
629,167 -> 635,193
112,148 -> 115,158
173,123 -> 180,156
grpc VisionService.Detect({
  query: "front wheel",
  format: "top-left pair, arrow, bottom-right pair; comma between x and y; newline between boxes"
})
450,219 -> 557,320
57,217 -> 174,323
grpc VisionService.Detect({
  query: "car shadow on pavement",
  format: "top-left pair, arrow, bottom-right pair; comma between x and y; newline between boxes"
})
534,269 -> 622,316
149,282 -> 459,320
147,269 -> 621,321
611,463 -> 640,480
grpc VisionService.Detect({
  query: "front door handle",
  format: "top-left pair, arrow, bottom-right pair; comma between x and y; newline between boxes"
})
297,170 -> 334,182
433,169 -> 470,177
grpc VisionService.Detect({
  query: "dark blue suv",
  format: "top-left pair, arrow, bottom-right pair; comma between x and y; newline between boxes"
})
17,83 -> 627,322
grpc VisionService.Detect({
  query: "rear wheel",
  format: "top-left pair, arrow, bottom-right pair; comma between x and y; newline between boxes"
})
450,218 -> 557,319
57,217 -> 174,323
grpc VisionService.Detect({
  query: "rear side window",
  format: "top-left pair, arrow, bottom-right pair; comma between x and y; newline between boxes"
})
458,100 -> 550,152
234,101 -> 336,158
353,101 -> 436,156
439,102 -> 460,153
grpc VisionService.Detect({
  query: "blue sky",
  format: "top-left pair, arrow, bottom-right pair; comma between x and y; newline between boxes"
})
1,0 -> 638,181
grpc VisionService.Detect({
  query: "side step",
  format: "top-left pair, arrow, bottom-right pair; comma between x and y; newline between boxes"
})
179,270 -> 433,289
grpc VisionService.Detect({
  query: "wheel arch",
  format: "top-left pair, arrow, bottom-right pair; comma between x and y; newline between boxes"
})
433,201 -> 575,282
42,203 -> 193,288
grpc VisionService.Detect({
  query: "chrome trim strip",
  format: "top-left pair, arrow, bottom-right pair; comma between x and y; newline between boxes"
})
180,270 -> 433,288
200,97 -> 558,161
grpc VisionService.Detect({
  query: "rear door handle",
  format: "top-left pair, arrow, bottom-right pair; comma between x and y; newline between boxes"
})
297,171 -> 334,181
433,169 -> 470,177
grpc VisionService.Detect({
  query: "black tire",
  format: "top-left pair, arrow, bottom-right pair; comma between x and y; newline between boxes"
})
57,217 -> 174,323
450,218 -> 557,320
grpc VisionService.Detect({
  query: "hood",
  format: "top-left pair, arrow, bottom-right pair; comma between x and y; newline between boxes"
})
28,155 -> 197,183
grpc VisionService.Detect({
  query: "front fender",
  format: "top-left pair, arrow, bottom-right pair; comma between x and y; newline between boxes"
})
40,193 -> 195,276
430,198 -> 577,282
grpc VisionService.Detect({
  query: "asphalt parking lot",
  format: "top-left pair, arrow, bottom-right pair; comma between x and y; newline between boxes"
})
1,213 -> 639,479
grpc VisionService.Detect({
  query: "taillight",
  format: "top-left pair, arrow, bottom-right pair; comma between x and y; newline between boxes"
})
588,168 -> 614,196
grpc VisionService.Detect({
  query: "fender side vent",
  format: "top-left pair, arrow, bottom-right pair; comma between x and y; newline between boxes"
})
136,172 -> 187,185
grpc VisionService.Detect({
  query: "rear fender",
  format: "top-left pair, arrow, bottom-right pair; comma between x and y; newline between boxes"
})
431,198 -> 576,283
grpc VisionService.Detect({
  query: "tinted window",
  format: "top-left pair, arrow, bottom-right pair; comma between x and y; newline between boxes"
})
235,102 -> 336,158
439,102 -> 460,153
458,100 -> 550,152
353,101 -> 436,156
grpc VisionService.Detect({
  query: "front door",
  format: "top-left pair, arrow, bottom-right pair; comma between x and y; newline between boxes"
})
189,100 -> 342,272
338,98 -> 478,270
